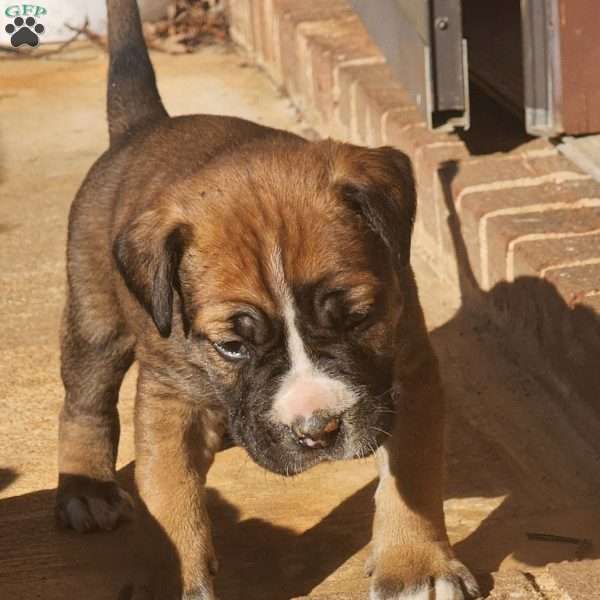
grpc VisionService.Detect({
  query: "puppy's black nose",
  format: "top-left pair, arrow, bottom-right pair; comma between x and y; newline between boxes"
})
291,414 -> 340,449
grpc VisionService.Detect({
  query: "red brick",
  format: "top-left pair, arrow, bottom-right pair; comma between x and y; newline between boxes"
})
227,0 -> 255,51
307,41 -> 336,130
453,178 -> 599,252
296,16 -> 382,134
543,263 -> 600,306
411,143 -> 467,257
272,0 -> 353,106
414,147 -> 564,250
272,0 -> 351,22
385,118 -> 441,247
251,0 -> 279,78
438,176 -> 600,289
450,153 -> 587,208
582,293 -> 600,313
459,177 -> 599,221
335,63 -> 369,138
486,206 -> 600,289
250,0 -> 264,62
229,0 -> 600,417
383,107 -> 430,151
384,115 -> 466,252
299,15 -> 381,69
512,232 -> 600,279
351,64 -> 412,146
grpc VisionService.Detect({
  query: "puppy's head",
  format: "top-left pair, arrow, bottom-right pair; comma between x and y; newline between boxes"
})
114,138 -> 416,475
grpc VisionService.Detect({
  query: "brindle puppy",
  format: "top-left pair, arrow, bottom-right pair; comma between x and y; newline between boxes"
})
56,1 -> 480,599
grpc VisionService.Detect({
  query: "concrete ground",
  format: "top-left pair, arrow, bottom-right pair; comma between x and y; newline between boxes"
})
1,43 -> 599,599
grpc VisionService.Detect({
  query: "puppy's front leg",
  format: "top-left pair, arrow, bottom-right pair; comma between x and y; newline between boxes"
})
369,358 -> 480,600
132,369 -> 223,600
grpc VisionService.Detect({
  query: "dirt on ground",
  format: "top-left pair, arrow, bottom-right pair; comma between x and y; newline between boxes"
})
1,44 -> 599,600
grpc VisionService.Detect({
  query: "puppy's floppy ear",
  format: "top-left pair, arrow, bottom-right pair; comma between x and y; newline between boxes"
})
113,209 -> 189,337
332,144 -> 416,268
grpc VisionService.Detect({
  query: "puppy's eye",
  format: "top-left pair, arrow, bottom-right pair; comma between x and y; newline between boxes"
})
213,341 -> 250,362
346,307 -> 373,329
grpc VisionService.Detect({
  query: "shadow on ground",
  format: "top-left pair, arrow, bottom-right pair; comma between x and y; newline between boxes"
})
0,468 -> 18,493
0,463 -> 375,600
436,161 -> 600,592
1,164 -> 599,599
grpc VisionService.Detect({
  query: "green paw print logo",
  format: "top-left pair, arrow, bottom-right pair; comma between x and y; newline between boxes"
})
4,4 -> 47,48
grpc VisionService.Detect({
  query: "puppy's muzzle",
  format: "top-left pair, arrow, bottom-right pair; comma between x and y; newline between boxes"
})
290,413 -> 340,449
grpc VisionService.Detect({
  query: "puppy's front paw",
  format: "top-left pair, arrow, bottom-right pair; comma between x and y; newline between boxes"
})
368,543 -> 480,599
118,583 -> 218,600
56,475 -> 134,532
119,553 -> 219,600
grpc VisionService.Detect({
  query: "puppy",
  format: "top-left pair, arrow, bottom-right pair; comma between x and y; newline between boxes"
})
56,1 -> 480,598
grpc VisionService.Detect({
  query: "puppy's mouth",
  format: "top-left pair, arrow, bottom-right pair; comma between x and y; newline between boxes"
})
232,398 -> 395,477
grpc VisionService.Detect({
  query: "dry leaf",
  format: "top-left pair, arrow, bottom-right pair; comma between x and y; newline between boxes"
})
143,0 -> 228,52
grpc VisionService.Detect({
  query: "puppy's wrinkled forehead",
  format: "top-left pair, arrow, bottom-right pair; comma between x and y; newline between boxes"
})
189,151 -> 381,332
113,137 -> 414,346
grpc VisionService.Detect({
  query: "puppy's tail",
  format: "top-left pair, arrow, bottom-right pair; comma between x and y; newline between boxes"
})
106,0 -> 168,146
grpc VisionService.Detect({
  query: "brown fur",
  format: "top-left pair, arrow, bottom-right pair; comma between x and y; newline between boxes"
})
56,1 -> 479,598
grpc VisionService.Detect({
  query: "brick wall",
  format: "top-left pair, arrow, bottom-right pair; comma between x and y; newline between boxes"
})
227,0 -> 600,409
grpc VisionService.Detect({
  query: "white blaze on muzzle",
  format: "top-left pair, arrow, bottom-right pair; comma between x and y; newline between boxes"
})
270,294 -> 358,426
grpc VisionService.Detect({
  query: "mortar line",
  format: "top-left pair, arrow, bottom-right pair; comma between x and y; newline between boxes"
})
506,228 -> 600,281
477,198 -> 600,289
540,257 -> 600,279
456,171 -> 590,213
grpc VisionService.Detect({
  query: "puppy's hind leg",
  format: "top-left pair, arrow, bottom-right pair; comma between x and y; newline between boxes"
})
56,299 -> 135,533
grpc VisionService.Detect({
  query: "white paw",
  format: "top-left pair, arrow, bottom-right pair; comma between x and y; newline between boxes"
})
369,559 -> 480,600
371,576 -> 466,599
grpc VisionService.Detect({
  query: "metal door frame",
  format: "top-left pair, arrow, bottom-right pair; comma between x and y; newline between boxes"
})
351,0 -> 469,131
521,0 -> 562,135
